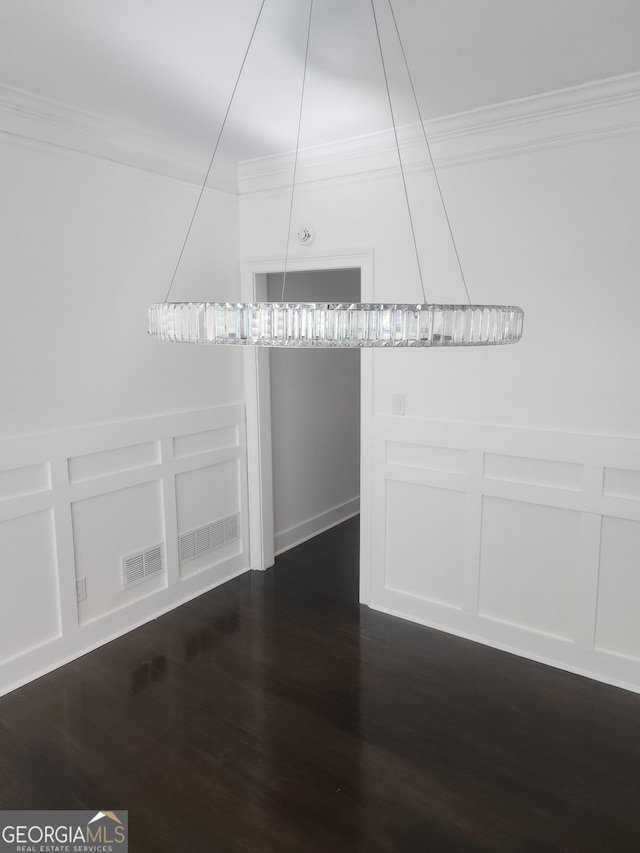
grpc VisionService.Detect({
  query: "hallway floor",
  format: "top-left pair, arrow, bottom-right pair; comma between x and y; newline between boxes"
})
1,517 -> 640,851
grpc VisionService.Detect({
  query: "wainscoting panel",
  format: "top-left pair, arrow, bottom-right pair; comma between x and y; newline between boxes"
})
385,480 -> 465,609
176,459 -> 243,579
173,426 -> 239,458
72,480 -> 166,625
0,463 -> 51,501
175,460 -> 240,536
478,497 -> 579,640
595,516 -> 640,659
0,509 -> 60,662
370,415 -> 640,692
0,405 -> 249,696
68,440 -> 161,484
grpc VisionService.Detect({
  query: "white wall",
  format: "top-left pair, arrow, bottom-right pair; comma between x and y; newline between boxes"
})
266,270 -> 361,553
0,137 -> 244,437
239,85 -> 640,691
0,135 -> 250,696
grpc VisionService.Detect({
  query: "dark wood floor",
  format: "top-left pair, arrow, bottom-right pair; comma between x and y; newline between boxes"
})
1,517 -> 640,851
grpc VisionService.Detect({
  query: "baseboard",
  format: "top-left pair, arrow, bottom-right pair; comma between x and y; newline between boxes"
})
274,497 -> 360,556
370,589 -> 640,696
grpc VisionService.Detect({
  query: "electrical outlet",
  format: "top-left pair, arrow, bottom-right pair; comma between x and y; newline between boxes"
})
391,393 -> 406,416
76,577 -> 87,602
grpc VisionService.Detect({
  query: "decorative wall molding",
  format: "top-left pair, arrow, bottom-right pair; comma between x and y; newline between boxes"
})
238,72 -> 640,194
0,405 -> 250,697
370,415 -> 640,694
2,73 -> 639,193
0,83 -> 236,191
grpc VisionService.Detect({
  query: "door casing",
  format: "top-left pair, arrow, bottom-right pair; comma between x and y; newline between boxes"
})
241,249 -> 374,605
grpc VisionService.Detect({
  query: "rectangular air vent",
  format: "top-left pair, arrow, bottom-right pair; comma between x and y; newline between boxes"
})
122,543 -> 165,590
179,513 -> 240,565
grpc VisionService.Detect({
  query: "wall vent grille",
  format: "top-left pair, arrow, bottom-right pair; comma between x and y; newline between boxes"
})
179,513 -> 240,564
122,543 -> 165,590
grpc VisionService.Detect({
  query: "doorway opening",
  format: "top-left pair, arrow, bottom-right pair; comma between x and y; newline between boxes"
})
241,250 -> 374,605
266,269 -> 361,556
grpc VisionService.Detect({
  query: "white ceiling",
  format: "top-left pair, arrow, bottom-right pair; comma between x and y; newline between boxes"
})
1,0 -> 639,165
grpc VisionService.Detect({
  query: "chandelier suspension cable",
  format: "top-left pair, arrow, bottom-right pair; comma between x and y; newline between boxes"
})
163,0 -> 267,303
370,0 -> 427,306
386,0 -> 472,306
148,0 -> 524,349
281,0 -> 314,302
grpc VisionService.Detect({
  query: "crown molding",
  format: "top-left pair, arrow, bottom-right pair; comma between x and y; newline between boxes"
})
237,72 -> 640,194
1,72 -> 639,195
0,84 -> 237,192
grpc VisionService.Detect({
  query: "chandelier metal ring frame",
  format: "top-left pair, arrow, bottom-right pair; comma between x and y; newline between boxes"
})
148,0 -> 524,349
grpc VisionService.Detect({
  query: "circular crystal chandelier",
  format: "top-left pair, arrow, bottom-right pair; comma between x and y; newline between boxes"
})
149,302 -> 524,348
148,0 -> 524,349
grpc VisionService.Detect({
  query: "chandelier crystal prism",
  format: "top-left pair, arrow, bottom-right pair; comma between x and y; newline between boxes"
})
148,0 -> 524,349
